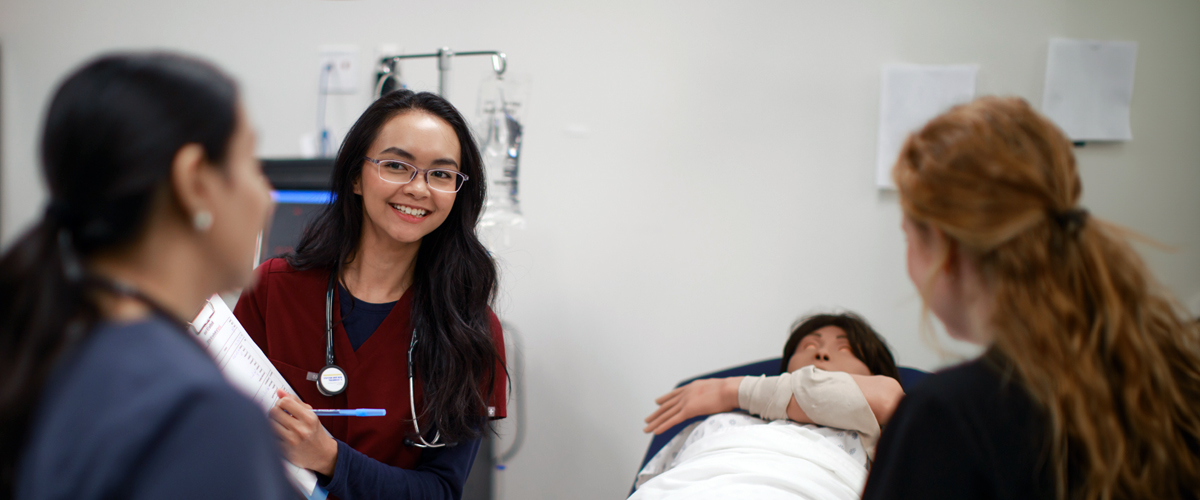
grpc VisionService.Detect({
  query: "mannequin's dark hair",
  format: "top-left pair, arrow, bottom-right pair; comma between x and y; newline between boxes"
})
0,52 -> 237,497
780,312 -> 900,381
288,90 -> 502,443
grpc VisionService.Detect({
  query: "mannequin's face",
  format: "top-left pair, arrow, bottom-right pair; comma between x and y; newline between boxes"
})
786,326 -> 872,376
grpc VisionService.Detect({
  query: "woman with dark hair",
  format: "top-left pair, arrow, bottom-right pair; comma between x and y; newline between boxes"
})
0,53 -> 291,499
644,311 -> 904,457
862,97 -> 1200,499
233,90 -> 506,500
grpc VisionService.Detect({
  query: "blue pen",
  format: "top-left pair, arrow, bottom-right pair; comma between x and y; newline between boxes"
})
312,408 -> 387,417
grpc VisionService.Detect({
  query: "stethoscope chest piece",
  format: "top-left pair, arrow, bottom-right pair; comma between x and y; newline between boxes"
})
317,364 -> 348,396
319,273 -> 349,397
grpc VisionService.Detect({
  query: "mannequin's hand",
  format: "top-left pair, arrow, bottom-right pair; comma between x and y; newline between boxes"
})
269,389 -> 338,475
643,377 -> 742,435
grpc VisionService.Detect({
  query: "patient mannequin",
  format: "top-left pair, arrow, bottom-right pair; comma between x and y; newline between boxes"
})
643,312 -> 905,454
634,313 -> 905,500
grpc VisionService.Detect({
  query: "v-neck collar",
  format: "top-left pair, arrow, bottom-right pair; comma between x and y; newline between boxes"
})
331,273 -> 415,370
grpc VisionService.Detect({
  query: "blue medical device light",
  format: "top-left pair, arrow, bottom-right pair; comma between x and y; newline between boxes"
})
259,158 -> 337,264
273,190 -> 335,205
261,190 -> 335,263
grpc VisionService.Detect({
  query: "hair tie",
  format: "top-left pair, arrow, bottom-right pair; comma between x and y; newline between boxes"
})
1053,208 -> 1089,237
45,199 -> 75,224
48,198 -> 117,246
56,229 -> 85,282
47,200 -> 84,281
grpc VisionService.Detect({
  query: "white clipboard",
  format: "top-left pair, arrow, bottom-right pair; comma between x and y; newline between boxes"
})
190,295 -> 329,500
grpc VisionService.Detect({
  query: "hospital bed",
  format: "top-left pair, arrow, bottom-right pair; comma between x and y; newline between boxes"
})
631,358 -> 930,496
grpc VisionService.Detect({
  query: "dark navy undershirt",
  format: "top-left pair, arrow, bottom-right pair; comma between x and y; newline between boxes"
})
337,283 -> 397,351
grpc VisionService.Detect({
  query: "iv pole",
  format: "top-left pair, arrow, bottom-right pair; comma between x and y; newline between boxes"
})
374,47 -> 506,99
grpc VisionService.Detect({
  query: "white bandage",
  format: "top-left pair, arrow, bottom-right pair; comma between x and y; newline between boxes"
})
792,366 -> 881,459
738,366 -> 883,460
737,371 -> 794,422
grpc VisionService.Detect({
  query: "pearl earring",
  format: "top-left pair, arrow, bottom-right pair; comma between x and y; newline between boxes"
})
193,210 -> 213,232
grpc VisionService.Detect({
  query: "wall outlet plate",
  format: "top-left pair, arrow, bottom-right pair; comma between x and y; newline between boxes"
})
319,45 -> 359,94
377,43 -> 402,59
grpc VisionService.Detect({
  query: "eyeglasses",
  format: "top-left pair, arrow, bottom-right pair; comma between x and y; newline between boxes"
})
364,157 -> 469,193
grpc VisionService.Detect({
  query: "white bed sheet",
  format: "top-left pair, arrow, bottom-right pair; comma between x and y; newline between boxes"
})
632,413 -> 866,500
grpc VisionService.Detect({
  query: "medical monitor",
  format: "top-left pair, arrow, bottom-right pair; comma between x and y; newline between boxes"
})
260,159 -> 335,265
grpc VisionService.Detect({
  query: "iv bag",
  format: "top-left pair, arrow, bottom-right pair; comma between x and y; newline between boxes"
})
475,76 -> 528,245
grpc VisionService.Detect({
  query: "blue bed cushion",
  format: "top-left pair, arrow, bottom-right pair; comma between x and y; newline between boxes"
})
633,358 -> 929,491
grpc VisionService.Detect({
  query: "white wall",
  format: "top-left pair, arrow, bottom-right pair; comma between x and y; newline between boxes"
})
3,1 -> 1198,498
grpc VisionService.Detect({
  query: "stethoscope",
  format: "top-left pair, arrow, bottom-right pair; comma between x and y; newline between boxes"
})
319,273 -> 445,448
87,276 -> 196,343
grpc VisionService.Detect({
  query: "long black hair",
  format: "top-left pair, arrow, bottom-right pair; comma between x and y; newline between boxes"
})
0,53 -> 238,496
780,312 -> 900,381
288,90 -> 501,443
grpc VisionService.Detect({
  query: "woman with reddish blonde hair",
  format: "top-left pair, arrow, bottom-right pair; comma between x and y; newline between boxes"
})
862,96 -> 1200,499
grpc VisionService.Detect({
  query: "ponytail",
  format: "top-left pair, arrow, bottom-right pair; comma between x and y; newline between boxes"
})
986,214 -> 1200,500
0,216 -> 97,495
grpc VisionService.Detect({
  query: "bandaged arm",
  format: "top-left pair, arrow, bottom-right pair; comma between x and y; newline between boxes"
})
737,366 -> 899,459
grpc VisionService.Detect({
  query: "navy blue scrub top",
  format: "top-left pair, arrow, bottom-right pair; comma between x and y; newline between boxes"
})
16,317 -> 296,500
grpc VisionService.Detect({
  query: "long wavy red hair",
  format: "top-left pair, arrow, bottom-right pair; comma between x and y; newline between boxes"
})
895,96 -> 1200,499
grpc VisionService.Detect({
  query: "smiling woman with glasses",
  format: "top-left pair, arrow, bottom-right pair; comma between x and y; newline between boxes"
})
232,90 -> 508,500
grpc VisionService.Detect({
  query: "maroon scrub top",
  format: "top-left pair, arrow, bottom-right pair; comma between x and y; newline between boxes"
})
234,258 -> 507,470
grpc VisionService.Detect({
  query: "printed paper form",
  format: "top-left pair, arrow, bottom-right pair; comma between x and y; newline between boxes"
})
1042,38 -> 1137,142
875,64 -> 977,189
190,295 -> 327,500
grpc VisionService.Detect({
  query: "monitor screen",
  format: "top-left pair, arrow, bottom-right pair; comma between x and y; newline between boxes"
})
258,159 -> 335,265
259,190 -> 335,264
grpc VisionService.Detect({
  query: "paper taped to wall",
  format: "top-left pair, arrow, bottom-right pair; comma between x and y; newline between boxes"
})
875,64 -> 977,189
1042,38 -> 1138,142
190,295 -> 327,500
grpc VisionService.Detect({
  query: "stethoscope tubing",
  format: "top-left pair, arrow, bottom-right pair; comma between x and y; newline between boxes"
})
323,272 -> 444,447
